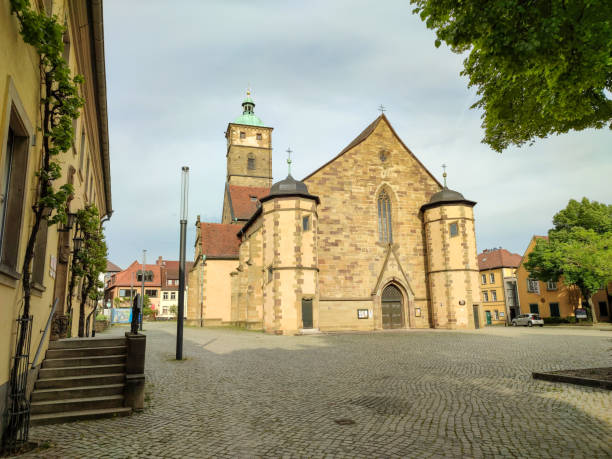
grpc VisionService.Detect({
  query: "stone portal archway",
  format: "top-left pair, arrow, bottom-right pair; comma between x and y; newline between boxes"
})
381,284 -> 403,329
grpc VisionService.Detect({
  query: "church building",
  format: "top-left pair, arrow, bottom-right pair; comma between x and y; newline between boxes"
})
187,93 -> 483,333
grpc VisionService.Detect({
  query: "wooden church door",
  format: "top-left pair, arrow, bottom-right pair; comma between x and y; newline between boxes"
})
381,284 -> 403,329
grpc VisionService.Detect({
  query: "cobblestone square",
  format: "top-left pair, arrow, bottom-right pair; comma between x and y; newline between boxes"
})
26,323 -> 612,458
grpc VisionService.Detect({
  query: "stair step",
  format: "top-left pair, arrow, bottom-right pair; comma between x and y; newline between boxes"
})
36,373 -> 125,390
46,345 -> 127,359
31,384 -> 124,402
39,364 -> 125,378
42,355 -> 126,368
30,406 -> 132,426
49,338 -> 126,350
31,395 -> 124,415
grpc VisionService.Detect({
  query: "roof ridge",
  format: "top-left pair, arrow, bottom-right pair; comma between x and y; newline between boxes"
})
302,114 -> 443,188
302,115 -> 383,181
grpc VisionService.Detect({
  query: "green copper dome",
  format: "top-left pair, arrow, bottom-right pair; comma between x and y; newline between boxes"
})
234,90 -> 264,126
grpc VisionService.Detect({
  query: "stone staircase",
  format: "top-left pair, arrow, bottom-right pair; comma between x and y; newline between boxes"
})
30,337 -> 132,426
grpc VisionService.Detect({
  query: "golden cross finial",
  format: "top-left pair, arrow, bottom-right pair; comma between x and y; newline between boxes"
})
442,164 -> 447,188
286,147 -> 293,175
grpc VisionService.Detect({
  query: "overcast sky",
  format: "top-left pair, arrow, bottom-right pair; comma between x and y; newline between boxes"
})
103,0 -> 611,269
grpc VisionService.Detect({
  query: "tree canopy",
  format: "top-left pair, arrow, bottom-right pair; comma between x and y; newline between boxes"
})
524,198 -> 612,321
410,0 -> 612,152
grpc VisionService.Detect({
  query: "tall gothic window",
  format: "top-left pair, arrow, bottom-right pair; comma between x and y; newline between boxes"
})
377,190 -> 392,243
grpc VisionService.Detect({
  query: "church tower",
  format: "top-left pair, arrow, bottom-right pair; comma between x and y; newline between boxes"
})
421,171 -> 481,329
224,91 -> 273,188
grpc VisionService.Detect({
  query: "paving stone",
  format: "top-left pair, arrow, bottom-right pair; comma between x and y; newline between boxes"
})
22,323 -> 612,458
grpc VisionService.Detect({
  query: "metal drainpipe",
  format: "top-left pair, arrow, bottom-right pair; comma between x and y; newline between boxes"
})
97,210 -> 113,335
200,255 -> 206,327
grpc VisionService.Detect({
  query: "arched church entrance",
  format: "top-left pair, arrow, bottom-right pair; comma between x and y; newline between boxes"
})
381,284 -> 404,329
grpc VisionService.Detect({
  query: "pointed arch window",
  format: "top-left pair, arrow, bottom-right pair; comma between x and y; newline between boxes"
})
377,190 -> 393,243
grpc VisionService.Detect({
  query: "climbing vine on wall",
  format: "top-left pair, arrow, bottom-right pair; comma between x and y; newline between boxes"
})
4,0 -> 83,449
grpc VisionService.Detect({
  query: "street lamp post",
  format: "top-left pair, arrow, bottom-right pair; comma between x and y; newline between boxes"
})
140,249 -> 146,331
177,166 -> 189,360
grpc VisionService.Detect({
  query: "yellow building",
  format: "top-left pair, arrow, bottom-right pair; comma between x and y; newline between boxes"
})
517,236 -> 611,322
189,94 -> 483,333
477,248 -> 522,325
0,0 -> 111,436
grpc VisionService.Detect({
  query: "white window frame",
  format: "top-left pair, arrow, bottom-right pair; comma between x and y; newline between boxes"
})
527,278 -> 540,294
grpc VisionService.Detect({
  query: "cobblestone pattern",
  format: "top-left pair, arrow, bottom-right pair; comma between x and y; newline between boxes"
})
24,323 -> 612,458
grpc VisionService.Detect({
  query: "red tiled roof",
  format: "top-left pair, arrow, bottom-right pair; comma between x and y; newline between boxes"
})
228,185 -> 269,220
106,261 -> 122,272
478,248 -> 522,270
109,261 -> 162,287
201,223 -> 240,258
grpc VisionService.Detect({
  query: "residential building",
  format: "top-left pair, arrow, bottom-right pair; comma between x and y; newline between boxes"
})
0,0 -> 111,440
517,236 -> 611,322
99,260 -> 121,308
105,261 -> 162,312
157,257 -> 192,319
478,248 -> 522,325
104,257 -> 192,318
189,94 -> 483,333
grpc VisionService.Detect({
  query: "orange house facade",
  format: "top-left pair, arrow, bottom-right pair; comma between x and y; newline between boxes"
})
517,236 -> 611,322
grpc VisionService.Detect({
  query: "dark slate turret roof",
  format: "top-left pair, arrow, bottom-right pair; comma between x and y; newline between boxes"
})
269,174 -> 309,197
421,187 -> 476,211
258,174 -> 320,204
239,174 -> 320,238
429,188 -> 467,204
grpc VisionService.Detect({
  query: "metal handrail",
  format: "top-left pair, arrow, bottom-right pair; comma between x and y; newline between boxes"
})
30,297 -> 58,369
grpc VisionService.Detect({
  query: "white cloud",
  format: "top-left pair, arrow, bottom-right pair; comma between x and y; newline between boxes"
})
102,0 -> 612,267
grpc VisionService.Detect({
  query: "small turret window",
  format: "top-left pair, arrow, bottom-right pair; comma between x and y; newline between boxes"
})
256,133 -> 262,140
302,216 -> 310,231
247,153 -> 255,170
449,222 -> 458,237
377,190 -> 393,243
240,131 -> 246,139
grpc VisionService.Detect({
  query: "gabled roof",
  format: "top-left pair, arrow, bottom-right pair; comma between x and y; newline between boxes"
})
302,114 -> 442,187
106,261 -> 122,273
227,184 -> 269,221
161,260 -> 194,289
201,223 -> 240,259
518,235 -> 549,268
478,248 -> 522,271
108,261 -> 162,288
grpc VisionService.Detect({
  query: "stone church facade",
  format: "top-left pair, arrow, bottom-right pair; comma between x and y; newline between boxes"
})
188,93 -> 483,333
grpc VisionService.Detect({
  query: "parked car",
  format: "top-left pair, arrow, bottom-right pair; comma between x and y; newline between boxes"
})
512,313 -> 544,327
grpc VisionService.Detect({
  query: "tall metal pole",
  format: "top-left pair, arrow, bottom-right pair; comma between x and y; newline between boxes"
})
140,249 -> 146,331
177,166 -> 189,360
199,257 -> 205,327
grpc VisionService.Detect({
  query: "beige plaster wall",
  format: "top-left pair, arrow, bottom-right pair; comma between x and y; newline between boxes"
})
203,259 -> 237,323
